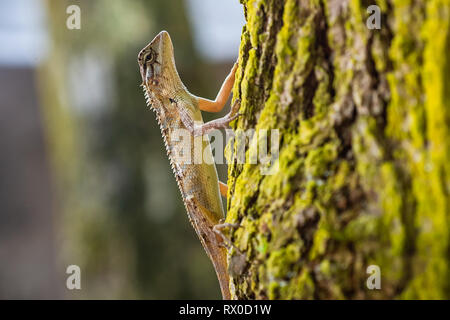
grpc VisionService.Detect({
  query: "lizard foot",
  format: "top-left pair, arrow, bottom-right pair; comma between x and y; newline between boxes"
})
213,221 -> 241,252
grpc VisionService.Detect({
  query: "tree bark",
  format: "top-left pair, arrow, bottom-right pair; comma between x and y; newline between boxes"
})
226,0 -> 450,299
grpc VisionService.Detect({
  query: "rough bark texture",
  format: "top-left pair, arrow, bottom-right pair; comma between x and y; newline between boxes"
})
226,0 -> 450,299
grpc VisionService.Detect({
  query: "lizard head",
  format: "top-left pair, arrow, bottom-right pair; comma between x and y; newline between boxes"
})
138,30 -> 182,98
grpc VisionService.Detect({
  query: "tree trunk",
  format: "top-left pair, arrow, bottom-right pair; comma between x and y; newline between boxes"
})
226,0 -> 450,299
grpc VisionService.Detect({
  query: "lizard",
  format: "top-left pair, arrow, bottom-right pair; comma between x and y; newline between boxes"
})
137,30 -> 240,300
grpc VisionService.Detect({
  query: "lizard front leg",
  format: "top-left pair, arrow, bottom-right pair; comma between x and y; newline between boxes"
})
197,63 -> 238,113
179,99 -> 241,137
186,64 -> 239,197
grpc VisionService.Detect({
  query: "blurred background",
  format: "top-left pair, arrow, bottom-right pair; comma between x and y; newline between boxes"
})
0,0 -> 244,299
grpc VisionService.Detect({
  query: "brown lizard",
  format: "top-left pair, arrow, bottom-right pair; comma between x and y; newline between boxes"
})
137,30 -> 239,300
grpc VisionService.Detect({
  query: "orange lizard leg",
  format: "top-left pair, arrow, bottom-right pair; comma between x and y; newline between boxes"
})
198,63 -> 238,113
219,181 -> 228,198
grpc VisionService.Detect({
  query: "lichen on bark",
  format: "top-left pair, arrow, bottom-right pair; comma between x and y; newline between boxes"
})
226,0 -> 450,299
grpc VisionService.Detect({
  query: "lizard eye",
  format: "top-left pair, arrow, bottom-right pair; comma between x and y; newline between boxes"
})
144,51 -> 155,64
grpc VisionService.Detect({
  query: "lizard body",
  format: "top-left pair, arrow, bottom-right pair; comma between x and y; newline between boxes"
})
138,31 -> 239,299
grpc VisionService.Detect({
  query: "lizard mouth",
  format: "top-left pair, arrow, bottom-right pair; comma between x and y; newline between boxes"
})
142,65 -> 160,87
140,32 -> 166,85
143,64 -> 155,85
138,30 -> 176,89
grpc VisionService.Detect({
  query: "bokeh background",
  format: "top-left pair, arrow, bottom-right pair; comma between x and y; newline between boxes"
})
0,0 -> 244,299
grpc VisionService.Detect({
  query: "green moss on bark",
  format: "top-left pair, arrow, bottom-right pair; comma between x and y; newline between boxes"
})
228,0 -> 450,299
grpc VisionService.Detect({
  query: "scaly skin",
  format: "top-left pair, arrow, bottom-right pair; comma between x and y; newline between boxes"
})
137,31 -> 238,299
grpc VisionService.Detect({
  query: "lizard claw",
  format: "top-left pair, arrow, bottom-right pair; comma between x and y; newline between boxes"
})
225,110 -> 241,124
232,62 -> 238,73
221,99 -> 242,126
226,113 -> 240,122
230,99 -> 241,116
